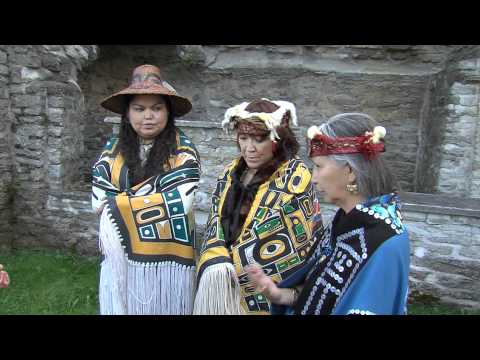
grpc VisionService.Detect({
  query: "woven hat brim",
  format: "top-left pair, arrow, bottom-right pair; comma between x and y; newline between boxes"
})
100,86 -> 192,117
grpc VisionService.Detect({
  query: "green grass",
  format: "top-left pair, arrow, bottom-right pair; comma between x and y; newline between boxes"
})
0,248 -> 479,315
0,248 -> 100,315
408,304 -> 480,315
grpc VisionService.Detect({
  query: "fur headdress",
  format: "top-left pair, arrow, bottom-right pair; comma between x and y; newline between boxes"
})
222,98 -> 298,142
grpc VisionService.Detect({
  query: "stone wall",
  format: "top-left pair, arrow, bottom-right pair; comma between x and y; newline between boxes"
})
0,45 -> 98,251
0,45 -> 13,249
413,46 -> 480,198
437,68 -> 477,195
414,65 -> 447,194
401,193 -> 480,308
78,45 -> 462,192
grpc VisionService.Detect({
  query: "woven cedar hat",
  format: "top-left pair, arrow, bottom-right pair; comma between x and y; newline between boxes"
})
100,64 -> 192,117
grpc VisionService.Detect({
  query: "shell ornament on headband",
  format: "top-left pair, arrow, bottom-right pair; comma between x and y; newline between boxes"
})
222,99 -> 298,142
307,125 -> 387,159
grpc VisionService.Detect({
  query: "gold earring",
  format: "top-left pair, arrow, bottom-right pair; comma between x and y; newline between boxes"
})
346,183 -> 359,194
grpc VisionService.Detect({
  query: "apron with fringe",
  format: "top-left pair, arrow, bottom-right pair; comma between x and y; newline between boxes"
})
92,130 -> 200,315
193,157 -> 322,315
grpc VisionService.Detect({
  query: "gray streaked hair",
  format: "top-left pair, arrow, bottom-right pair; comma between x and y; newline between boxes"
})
318,113 -> 399,199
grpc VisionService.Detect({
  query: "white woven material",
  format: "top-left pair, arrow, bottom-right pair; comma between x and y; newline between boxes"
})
98,207 -> 195,315
193,262 -> 245,315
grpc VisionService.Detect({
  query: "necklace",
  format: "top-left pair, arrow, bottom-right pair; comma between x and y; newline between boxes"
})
139,138 -> 154,166
139,137 -> 154,145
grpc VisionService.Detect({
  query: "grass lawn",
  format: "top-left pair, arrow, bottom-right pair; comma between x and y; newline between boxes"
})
0,248 -> 479,315
0,248 -> 100,315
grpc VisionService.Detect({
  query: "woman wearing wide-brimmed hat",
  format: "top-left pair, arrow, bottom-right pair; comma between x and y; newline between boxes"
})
92,65 -> 200,315
193,99 -> 323,315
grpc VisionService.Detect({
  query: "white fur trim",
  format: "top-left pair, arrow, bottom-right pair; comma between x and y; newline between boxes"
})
271,100 -> 298,126
222,99 -> 297,141
371,126 -> 386,144
307,125 -> 323,139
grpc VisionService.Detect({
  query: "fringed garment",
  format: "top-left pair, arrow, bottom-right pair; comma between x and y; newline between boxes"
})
92,129 -> 200,315
272,193 -> 410,315
193,157 -> 322,315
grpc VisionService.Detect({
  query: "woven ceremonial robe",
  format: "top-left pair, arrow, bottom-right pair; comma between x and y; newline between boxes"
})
194,157 -> 322,315
92,130 -> 200,315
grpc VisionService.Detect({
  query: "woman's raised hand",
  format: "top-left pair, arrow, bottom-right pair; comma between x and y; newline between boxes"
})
244,263 -> 282,303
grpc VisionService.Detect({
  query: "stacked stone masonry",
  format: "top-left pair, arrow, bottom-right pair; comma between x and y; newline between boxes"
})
0,45 -> 479,309
0,45 -> 13,249
436,58 -> 480,197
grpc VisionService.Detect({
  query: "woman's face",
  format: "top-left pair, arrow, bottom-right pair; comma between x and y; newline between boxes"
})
127,94 -> 169,140
310,155 -> 356,205
238,133 -> 274,170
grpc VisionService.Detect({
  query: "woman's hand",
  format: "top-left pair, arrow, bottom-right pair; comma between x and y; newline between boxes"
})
245,263 -> 282,303
245,263 -> 302,306
0,264 -> 10,288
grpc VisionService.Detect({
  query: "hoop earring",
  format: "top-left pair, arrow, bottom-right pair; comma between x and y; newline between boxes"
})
346,183 -> 359,194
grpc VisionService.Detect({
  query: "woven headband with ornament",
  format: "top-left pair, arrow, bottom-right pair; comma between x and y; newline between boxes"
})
307,125 -> 387,159
222,99 -> 298,142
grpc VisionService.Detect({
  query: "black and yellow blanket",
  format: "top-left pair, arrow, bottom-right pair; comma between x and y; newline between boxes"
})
92,129 -> 200,315
193,157 -> 322,314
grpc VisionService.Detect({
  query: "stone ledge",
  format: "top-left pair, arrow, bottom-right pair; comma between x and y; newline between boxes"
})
103,117 -> 310,134
99,117 -> 479,219
103,117 -> 225,129
104,116 -> 121,124
176,119 -> 223,129
316,193 -> 480,219
400,192 -> 480,218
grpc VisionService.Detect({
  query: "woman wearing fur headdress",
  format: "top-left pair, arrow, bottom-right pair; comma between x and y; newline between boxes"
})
193,99 -> 322,314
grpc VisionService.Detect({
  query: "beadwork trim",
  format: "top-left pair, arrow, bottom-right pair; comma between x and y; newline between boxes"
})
355,203 -> 405,234
346,308 -> 376,315
301,227 -> 368,315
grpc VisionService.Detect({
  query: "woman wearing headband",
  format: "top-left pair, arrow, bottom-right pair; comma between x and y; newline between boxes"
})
193,99 -> 322,314
246,113 -> 410,315
92,65 -> 200,315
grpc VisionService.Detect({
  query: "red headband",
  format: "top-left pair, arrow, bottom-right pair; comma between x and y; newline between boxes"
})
235,121 -> 270,137
308,132 -> 385,159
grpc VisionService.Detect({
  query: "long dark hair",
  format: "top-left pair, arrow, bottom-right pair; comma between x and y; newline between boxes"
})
117,95 -> 178,185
